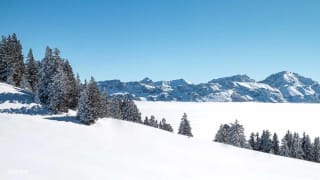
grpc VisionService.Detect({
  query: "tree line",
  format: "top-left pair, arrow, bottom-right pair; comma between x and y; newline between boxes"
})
214,120 -> 320,163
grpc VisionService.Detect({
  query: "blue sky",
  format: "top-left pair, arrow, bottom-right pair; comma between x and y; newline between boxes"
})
1,0 -> 320,83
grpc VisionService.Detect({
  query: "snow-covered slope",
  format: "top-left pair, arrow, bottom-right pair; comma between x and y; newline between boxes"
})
0,83 -> 319,179
98,71 -> 320,102
1,114 -> 319,179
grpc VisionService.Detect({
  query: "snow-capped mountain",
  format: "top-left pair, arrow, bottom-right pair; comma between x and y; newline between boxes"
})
98,71 -> 320,103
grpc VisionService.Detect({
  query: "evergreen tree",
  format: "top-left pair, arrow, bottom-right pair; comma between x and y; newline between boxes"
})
178,113 -> 193,137
109,97 -> 122,119
48,65 -> 68,113
99,90 -> 108,118
7,33 -> 24,87
248,132 -> 257,150
25,48 -> 38,92
0,36 -> 10,82
77,87 -> 94,124
260,130 -> 272,153
121,97 -> 142,123
86,77 -> 102,120
280,137 -> 290,157
159,118 -> 173,132
271,133 -> 280,155
214,124 -> 230,143
37,47 -> 55,105
291,132 -> 304,159
301,132 -> 313,161
255,132 -> 261,151
63,60 -> 78,109
227,120 -> 247,148
311,137 -> 320,162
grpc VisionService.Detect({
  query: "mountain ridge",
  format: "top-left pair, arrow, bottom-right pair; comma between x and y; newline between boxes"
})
98,71 -> 320,103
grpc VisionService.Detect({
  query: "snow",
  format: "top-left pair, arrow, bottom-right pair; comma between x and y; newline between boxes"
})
136,101 -> 320,140
1,114 -> 320,180
1,83 -> 320,179
0,82 -> 24,95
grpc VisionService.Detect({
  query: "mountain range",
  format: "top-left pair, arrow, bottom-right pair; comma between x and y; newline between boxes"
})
98,71 -> 320,103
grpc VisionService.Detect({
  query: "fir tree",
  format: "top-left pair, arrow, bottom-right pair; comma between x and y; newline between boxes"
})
178,113 -> 193,137
25,48 -> 38,92
121,97 -> 142,123
159,118 -> 173,132
63,60 -> 78,109
311,137 -> 320,162
0,36 -> 10,82
86,77 -> 102,121
291,132 -> 304,159
109,97 -> 122,119
249,132 -> 256,150
271,133 -> 280,155
260,130 -> 272,153
280,137 -> 290,157
214,124 -> 230,143
77,87 -> 94,124
302,132 -> 313,161
227,120 -> 247,148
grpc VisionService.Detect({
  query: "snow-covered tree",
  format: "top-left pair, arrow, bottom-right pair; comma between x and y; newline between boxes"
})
63,60 -> 78,109
25,48 -> 38,92
280,137 -> 290,157
178,113 -> 193,137
227,120 -> 247,148
86,77 -> 102,121
312,137 -> 320,162
271,133 -> 280,155
109,97 -> 122,119
159,118 -> 173,132
48,65 -> 68,113
260,130 -> 272,153
214,124 -> 230,143
302,132 -> 313,161
291,132 -> 304,159
77,87 -> 94,124
121,97 -> 142,123
0,36 -> 10,82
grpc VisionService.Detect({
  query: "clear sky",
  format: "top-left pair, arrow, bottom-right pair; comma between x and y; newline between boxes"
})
1,0 -> 320,83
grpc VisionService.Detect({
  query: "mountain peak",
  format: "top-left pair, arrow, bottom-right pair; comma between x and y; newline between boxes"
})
140,77 -> 153,84
209,74 -> 255,84
261,71 -> 317,87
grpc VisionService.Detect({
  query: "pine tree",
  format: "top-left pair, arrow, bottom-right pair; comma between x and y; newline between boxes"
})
271,133 -> 280,155
301,132 -> 313,161
109,97 -> 122,119
4,33 -> 24,86
121,97 -> 142,123
159,118 -> 173,132
249,132 -> 256,150
214,124 -> 230,143
0,36 -> 10,82
311,137 -> 320,162
260,130 -> 272,153
87,77 -> 102,121
77,87 -> 94,124
37,47 -> 55,105
178,113 -> 193,137
25,48 -> 38,92
48,65 -> 68,113
291,132 -> 304,159
227,120 -> 247,148
99,90 -> 108,118
63,60 -> 78,109
280,137 -> 290,157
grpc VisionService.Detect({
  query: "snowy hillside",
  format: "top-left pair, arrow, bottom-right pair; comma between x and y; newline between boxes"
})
0,82 -> 320,179
98,71 -> 320,103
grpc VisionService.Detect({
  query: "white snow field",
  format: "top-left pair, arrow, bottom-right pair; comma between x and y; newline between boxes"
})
0,83 -> 320,179
136,101 -> 320,140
